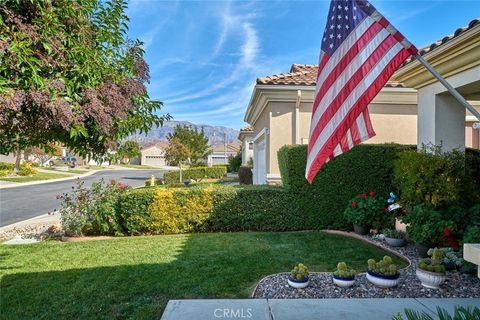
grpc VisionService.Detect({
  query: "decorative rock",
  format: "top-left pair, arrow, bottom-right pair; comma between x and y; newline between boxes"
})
253,233 -> 480,299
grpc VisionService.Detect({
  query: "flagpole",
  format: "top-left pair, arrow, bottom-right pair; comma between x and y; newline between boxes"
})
414,54 -> 480,124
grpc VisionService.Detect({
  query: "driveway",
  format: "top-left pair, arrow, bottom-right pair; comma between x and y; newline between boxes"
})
0,169 -> 165,227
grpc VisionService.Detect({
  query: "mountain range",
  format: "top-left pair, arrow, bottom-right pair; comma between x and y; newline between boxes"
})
129,121 -> 240,147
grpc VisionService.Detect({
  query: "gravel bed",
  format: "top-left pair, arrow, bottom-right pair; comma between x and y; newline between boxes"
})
0,223 -> 62,241
253,232 -> 480,299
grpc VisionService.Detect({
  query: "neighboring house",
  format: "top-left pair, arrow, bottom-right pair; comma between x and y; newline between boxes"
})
140,142 -> 168,167
207,142 -> 241,166
238,125 -> 254,165
244,19 -> 480,185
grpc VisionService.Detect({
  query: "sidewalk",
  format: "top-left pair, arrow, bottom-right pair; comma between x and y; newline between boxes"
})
161,298 -> 480,320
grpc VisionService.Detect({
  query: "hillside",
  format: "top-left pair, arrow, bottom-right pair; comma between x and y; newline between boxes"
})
128,121 -> 240,146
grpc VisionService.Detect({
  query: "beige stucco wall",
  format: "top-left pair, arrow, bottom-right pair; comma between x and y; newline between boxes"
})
269,101 -> 295,175
368,104 -> 417,145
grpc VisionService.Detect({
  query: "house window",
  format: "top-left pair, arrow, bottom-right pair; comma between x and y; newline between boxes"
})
248,142 -> 253,150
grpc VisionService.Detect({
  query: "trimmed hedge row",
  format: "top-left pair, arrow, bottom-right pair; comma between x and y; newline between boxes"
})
117,185 -> 304,235
277,144 -> 480,230
164,166 -> 227,184
278,144 -> 414,229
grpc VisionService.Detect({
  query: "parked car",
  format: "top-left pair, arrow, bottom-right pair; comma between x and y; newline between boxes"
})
49,156 -> 77,168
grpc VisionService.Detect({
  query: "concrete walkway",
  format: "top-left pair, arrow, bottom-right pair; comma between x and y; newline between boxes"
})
160,298 -> 480,320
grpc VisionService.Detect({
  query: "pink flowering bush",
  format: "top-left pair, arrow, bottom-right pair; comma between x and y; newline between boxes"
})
59,179 -> 129,236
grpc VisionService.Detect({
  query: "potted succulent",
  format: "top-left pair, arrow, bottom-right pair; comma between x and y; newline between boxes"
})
288,263 -> 309,289
333,262 -> 356,288
416,248 -> 446,289
366,256 -> 400,288
426,247 -> 463,271
383,229 -> 406,247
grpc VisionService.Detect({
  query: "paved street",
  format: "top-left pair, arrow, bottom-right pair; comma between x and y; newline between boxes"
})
0,169 -> 165,227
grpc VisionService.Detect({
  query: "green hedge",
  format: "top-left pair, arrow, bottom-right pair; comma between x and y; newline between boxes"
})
278,144 -> 414,229
164,166 -> 227,184
116,185 -> 304,235
277,144 -> 480,230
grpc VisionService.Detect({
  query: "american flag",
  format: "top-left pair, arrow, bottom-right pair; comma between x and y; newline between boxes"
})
305,0 -> 417,183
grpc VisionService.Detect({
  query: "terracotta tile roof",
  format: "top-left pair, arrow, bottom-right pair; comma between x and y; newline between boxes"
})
239,125 -> 254,132
401,18 -> 480,66
256,64 -> 405,87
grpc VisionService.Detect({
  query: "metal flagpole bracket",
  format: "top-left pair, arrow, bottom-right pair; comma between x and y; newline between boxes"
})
414,54 -> 480,128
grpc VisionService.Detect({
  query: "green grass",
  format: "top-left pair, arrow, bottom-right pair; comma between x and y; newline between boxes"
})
117,164 -> 160,169
0,172 -> 72,182
44,167 -> 89,174
0,231 -> 407,319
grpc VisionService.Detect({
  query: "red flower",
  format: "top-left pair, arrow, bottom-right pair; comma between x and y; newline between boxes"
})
369,191 -> 375,197
443,227 -> 452,237
117,182 -> 126,189
360,193 -> 366,198
383,207 -> 388,213
352,202 -> 357,208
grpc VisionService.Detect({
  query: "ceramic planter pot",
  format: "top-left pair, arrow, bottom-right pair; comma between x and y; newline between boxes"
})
385,237 -> 406,247
416,268 -> 446,289
353,224 -> 370,235
288,276 -> 309,289
415,243 -> 431,258
366,270 -> 400,288
333,275 -> 355,288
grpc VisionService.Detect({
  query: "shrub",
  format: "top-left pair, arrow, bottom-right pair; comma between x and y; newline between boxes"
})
116,185 -> 304,235
0,162 -> 14,171
343,192 -> 393,230
117,188 -> 156,235
400,204 -> 453,246
164,166 -> 227,184
60,179 -> 128,236
238,166 -> 253,185
17,162 -> 38,176
278,144 -> 412,229
462,226 -> 480,245
394,146 -> 466,208
277,144 -> 480,230
0,170 -> 9,176
228,150 -> 242,172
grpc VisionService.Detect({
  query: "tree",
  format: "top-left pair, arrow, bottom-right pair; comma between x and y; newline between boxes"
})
117,140 -> 140,164
0,0 -> 170,169
164,126 -> 210,166
228,148 -> 242,172
164,137 -> 191,166
25,144 -> 63,166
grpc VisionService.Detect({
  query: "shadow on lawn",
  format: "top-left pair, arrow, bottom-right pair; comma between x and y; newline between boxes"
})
0,232 -> 408,320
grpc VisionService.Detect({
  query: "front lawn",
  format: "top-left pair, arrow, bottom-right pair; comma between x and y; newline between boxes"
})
0,172 -> 72,182
0,231 -> 407,319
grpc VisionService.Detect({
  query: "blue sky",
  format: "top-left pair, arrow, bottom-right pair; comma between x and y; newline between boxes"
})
126,0 -> 479,129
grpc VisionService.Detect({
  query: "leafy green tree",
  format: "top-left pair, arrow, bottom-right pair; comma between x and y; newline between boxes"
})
165,126 -> 210,166
117,140 -> 141,164
164,137 -> 191,166
228,148 -> 242,172
0,0 -> 170,169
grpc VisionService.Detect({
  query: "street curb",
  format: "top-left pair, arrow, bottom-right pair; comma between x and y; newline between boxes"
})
0,213 -> 59,232
0,170 -> 101,189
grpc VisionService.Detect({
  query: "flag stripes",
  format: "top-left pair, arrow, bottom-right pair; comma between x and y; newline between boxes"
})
306,0 -> 416,183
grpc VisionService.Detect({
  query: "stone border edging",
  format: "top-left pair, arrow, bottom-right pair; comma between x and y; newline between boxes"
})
250,230 -> 412,298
